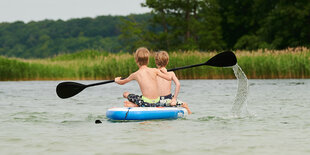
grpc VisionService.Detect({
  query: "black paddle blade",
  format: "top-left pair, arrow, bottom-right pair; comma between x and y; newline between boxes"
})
206,51 -> 237,67
95,120 -> 102,124
56,82 -> 87,99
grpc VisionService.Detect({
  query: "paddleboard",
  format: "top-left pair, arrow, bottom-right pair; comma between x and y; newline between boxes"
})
106,107 -> 188,120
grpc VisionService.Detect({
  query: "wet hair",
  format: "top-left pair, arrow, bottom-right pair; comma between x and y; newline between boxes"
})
134,47 -> 150,66
155,51 -> 169,67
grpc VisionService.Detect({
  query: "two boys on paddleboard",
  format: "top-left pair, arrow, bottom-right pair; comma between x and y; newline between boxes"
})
114,47 -> 192,114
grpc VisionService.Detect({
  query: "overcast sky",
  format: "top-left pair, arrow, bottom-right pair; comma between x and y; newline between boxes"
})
0,0 -> 151,23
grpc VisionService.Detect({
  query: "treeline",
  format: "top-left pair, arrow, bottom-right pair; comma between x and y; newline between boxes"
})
0,14 -> 152,58
0,0 -> 309,58
126,0 -> 310,51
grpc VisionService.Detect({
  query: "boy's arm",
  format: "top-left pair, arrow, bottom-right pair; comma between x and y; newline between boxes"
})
156,69 -> 172,81
115,73 -> 135,85
171,72 -> 180,106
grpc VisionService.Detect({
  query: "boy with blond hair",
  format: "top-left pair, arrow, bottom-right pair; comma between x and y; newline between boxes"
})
115,47 -> 172,107
155,51 -> 192,114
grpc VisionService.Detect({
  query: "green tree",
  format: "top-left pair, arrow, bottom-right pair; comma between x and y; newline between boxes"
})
257,0 -> 310,49
142,0 -> 225,51
118,15 -> 153,52
217,0 -> 256,49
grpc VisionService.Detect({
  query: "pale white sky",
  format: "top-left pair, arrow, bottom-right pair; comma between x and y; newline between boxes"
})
0,0 -> 151,23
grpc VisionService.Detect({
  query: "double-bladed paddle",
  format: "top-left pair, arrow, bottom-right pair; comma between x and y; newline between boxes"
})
56,51 -> 237,99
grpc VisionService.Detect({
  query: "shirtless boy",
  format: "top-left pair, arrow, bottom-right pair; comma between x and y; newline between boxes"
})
114,47 -> 172,107
155,51 -> 192,114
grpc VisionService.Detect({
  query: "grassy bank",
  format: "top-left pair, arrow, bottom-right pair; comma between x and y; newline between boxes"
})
0,48 -> 309,81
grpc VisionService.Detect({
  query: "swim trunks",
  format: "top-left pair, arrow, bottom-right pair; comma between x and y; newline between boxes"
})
127,94 -> 161,107
159,94 -> 183,107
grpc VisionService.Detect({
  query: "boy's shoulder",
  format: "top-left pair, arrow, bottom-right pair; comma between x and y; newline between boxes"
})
136,66 -> 158,73
168,71 -> 176,76
146,67 -> 159,71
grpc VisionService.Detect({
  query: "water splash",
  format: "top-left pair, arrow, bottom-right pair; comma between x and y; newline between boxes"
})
231,64 -> 249,117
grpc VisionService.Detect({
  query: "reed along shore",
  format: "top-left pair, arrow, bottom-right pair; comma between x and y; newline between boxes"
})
1,48 -> 309,81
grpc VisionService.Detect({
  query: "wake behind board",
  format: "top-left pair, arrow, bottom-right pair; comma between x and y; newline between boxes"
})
106,107 -> 188,121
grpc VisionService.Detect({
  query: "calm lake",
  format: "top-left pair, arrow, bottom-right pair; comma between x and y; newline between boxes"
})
0,79 -> 309,154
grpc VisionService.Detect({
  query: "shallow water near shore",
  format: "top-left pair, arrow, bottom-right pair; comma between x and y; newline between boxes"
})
0,79 -> 310,154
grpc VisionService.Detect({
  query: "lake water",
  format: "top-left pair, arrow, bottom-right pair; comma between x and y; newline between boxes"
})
0,79 -> 310,155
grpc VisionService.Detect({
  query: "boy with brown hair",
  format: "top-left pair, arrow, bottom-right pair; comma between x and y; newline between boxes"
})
114,47 -> 172,107
155,51 -> 192,114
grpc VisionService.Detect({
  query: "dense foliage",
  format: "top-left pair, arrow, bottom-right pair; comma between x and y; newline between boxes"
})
0,14 -> 152,58
0,0 -> 309,58
135,0 -> 310,51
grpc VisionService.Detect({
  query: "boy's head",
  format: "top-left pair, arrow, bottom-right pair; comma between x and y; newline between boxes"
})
155,51 -> 169,68
135,47 -> 150,66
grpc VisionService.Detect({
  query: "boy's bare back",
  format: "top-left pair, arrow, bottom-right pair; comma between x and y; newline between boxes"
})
157,68 -> 177,96
130,66 -> 160,99
115,65 -> 171,99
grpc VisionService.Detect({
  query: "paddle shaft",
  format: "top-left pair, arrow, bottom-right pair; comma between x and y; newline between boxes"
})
167,62 -> 205,72
84,62 -> 206,87
86,80 -> 115,87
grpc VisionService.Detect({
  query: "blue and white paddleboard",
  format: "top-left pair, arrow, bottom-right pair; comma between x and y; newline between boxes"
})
106,107 -> 188,120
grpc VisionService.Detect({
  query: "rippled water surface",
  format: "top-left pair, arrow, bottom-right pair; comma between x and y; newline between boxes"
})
0,79 -> 310,154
